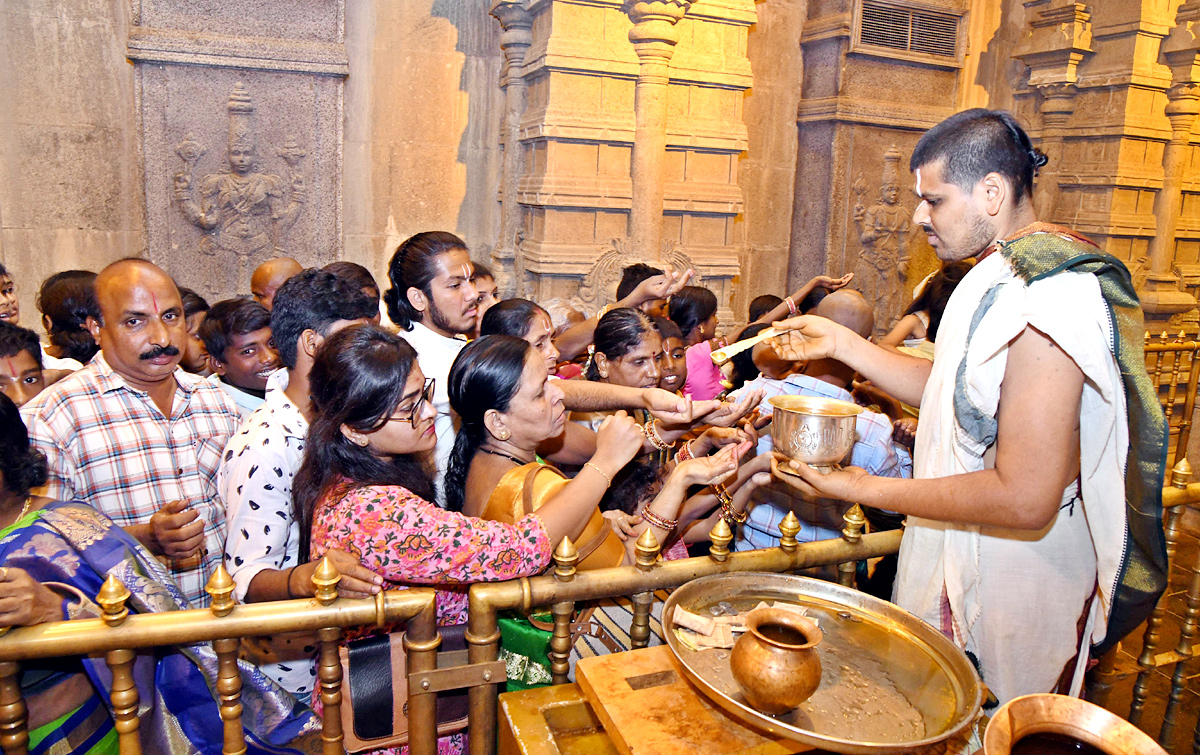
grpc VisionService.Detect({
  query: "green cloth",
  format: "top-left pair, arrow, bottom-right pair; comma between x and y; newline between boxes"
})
498,611 -> 554,692
28,694 -> 119,755
994,225 -> 1168,655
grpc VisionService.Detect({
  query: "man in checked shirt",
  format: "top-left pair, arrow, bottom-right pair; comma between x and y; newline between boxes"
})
22,259 -> 240,607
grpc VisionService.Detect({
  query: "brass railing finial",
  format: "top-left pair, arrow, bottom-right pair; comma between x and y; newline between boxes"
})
206,565 -> 236,617
635,528 -> 660,571
1172,457 -> 1192,489
97,575 -> 131,627
842,504 -> 866,545
778,511 -> 801,552
312,556 -> 340,606
553,536 -> 578,581
709,518 -> 732,562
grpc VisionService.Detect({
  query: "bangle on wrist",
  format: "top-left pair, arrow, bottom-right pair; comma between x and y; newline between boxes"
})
286,566 -> 300,600
717,486 -> 747,525
644,419 -> 673,451
785,296 -> 798,316
641,507 -> 678,531
584,461 -> 613,487
675,440 -> 695,463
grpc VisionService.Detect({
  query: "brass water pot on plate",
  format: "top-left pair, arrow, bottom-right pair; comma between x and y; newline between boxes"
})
729,606 -> 823,715
983,694 -> 1167,755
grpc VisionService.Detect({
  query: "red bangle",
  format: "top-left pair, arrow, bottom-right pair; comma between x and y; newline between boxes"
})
641,507 -> 678,531
675,441 -> 695,463
785,296 -> 798,316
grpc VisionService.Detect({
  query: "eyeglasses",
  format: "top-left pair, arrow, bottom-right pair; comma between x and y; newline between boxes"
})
388,378 -> 436,425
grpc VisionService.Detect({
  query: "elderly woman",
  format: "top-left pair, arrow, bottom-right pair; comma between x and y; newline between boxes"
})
0,392 -> 316,754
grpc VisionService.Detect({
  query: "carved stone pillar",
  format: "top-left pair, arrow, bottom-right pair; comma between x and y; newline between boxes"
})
1142,1 -> 1200,322
1031,84 -> 1077,220
624,0 -> 693,260
491,1 -> 534,298
1013,1 -> 1091,221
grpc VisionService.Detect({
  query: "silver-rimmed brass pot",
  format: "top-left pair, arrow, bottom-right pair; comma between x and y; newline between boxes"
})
768,395 -> 862,472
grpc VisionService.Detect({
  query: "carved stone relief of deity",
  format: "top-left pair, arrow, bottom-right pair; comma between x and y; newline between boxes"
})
852,145 -> 912,336
574,238 -> 701,314
172,83 -> 308,291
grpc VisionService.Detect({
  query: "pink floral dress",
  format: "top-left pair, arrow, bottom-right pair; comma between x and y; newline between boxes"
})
309,481 -> 553,755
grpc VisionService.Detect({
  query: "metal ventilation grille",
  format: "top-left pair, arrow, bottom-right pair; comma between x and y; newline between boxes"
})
860,0 -> 960,58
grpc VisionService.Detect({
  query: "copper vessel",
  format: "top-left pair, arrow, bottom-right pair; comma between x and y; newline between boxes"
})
730,606 -> 823,714
984,694 -> 1167,755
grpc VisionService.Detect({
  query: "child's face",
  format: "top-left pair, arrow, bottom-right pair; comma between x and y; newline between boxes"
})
0,349 -> 44,406
659,336 -> 688,393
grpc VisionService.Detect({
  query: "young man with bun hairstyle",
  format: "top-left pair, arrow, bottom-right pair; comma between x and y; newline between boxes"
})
770,109 -> 1165,708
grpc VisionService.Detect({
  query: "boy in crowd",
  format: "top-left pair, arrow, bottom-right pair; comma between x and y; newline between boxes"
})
0,321 -> 46,407
198,298 -> 280,418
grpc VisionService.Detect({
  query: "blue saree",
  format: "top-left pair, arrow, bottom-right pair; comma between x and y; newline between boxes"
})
0,501 -> 321,755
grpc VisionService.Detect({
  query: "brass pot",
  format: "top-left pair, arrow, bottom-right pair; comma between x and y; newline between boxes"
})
729,606 -> 823,715
983,694 -> 1167,755
769,395 -> 862,472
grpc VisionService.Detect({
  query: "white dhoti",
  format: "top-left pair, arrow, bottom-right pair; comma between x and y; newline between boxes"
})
894,252 -> 1129,706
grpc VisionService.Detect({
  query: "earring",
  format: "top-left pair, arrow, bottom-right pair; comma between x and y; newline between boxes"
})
351,435 -> 368,447
599,371 -> 608,379
497,430 -> 510,441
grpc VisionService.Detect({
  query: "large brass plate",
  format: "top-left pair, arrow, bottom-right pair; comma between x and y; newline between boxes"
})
662,573 -> 981,754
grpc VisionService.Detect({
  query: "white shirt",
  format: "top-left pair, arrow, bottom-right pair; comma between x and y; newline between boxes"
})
398,321 -> 467,506
218,368 -> 313,696
39,344 -> 84,372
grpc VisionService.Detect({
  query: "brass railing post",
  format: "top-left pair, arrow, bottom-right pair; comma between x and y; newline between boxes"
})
466,583 -> 503,755
206,567 -> 246,755
0,661 -> 27,755
404,591 -> 440,755
1162,459 -> 1200,746
708,518 -> 733,562
311,557 -> 344,755
549,537 -> 578,685
778,511 -> 801,554
630,529 -> 662,649
97,575 -> 141,755
839,504 -> 867,588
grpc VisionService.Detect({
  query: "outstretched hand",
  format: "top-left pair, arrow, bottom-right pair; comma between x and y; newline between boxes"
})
770,456 -> 868,503
699,389 -> 763,428
767,315 -> 847,363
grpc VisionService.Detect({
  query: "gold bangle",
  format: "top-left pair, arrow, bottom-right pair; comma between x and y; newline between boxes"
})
641,507 -> 678,531
644,419 -> 673,451
584,462 -> 613,487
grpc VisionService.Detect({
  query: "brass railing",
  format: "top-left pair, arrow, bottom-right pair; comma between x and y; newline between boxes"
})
0,557 -> 442,755
1146,331 -> 1200,464
464,508 -> 902,755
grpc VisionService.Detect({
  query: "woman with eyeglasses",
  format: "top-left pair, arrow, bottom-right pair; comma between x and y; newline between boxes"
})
293,324 -> 643,629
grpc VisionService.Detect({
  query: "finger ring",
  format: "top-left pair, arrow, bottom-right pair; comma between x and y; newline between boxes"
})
0,568 -> 8,581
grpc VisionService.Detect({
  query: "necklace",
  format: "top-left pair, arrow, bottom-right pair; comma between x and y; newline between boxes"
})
479,446 -> 533,467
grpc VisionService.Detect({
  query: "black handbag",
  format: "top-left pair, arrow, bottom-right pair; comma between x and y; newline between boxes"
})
338,623 -> 470,752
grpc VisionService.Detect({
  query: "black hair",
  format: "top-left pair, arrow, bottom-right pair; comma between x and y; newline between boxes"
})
667,286 -> 718,341
198,298 -> 272,363
616,263 -> 664,302
904,261 -> 972,342
178,287 -> 210,319
383,231 -> 470,330
270,269 -> 376,369
599,461 -> 664,515
0,264 -> 8,278
911,109 -> 1047,200
323,261 -> 381,312
748,295 -> 783,323
651,316 -> 682,343
445,335 -> 532,512
0,321 -> 43,369
480,298 -> 547,339
291,324 -> 434,557
36,270 -> 99,364
729,322 -> 770,391
798,287 -> 827,314
0,393 -> 48,499
587,307 -> 656,381
472,263 -> 494,281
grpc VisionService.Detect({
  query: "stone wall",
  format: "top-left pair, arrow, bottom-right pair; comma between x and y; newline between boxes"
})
0,0 -> 143,325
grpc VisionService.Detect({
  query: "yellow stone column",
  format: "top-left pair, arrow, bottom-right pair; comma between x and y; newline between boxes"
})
491,0 -> 534,298
1142,0 -> 1200,320
624,0 -> 693,260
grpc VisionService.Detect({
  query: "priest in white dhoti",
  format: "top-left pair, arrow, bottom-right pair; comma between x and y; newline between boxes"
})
769,109 -> 1167,708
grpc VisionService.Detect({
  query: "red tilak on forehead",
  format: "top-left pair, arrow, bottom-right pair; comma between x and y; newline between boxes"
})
4,358 -> 14,376
151,292 -> 159,312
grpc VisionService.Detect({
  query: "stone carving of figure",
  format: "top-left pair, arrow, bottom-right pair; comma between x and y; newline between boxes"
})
852,145 -> 911,334
173,84 -> 305,260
